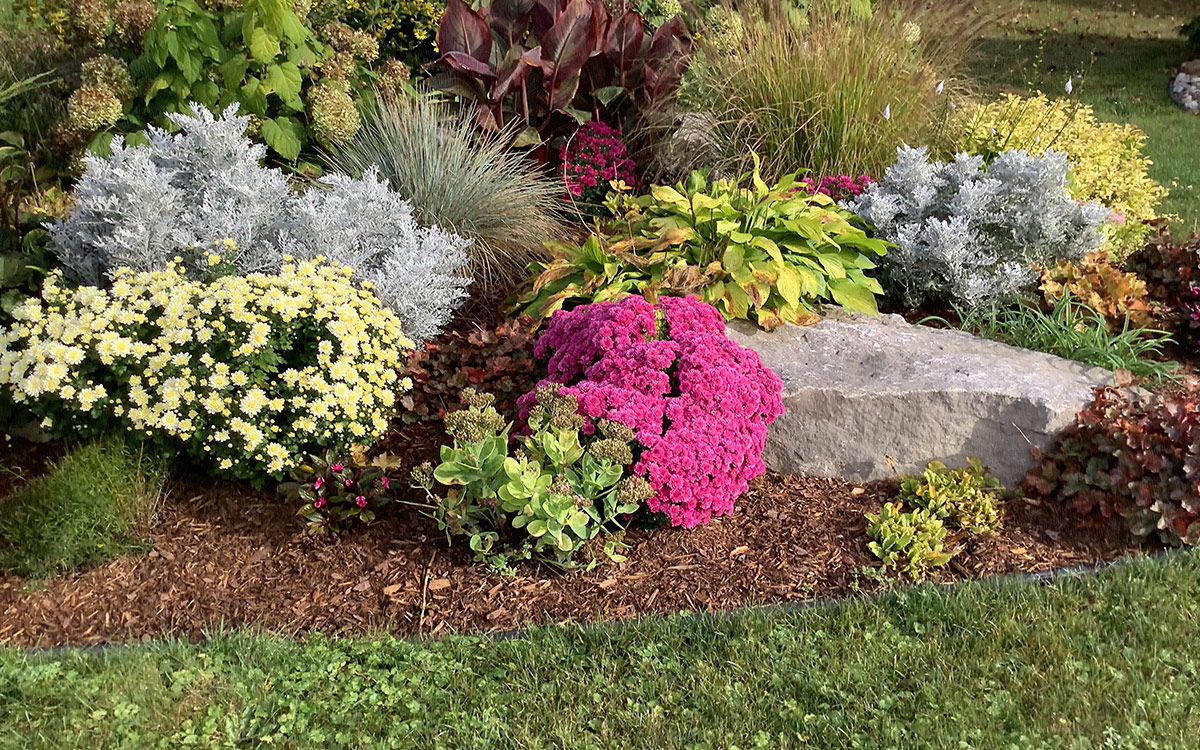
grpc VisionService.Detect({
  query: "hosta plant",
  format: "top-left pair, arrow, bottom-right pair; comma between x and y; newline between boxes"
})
412,387 -> 650,570
281,449 -> 395,534
517,159 -> 889,329
1024,386 -> 1200,546
865,502 -> 954,579
430,0 -> 692,146
898,458 -> 1003,535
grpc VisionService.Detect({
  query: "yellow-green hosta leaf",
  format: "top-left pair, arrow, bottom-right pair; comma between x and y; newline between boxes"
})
651,185 -> 688,205
722,243 -> 745,272
828,277 -> 879,314
777,265 -> 803,307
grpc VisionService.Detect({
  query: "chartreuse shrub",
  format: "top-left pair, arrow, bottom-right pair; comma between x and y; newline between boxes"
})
522,295 -> 784,528
867,458 -> 1003,577
1025,386 -> 1200,546
956,93 -> 1167,257
413,387 -> 650,570
0,435 -> 167,578
850,146 -> 1110,310
0,259 -> 412,482
327,95 -> 564,288
517,160 -> 888,329
680,0 -> 981,181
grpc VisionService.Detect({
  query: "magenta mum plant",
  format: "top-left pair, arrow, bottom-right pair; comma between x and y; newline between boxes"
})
520,295 -> 784,528
794,173 -> 875,203
561,121 -> 638,204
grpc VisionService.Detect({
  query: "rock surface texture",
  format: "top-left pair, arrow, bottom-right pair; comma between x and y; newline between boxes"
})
726,312 -> 1113,485
1169,59 -> 1200,115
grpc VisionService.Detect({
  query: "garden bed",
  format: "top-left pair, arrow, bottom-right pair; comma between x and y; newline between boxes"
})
0,430 -> 1143,648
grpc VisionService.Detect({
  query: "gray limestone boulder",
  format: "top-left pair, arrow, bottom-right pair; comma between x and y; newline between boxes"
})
726,312 -> 1113,486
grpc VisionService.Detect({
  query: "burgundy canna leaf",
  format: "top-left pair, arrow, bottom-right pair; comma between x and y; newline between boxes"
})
604,10 -> 644,82
437,51 -> 499,80
489,0 -> 536,44
438,0 -> 493,63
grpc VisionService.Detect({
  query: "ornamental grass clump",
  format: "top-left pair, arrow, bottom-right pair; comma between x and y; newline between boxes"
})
0,258 -> 412,482
521,295 -> 784,528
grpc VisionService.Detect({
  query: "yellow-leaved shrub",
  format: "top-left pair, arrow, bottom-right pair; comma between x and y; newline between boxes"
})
0,257 -> 412,482
956,93 -> 1167,257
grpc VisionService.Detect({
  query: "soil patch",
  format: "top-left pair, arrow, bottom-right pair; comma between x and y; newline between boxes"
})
0,460 -> 1145,647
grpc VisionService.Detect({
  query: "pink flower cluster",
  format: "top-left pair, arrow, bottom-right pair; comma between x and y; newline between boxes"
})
560,121 -> 637,203
520,296 -> 784,528
794,173 -> 875,203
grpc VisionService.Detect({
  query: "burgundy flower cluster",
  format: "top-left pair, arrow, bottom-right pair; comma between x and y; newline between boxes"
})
520,295 -> 784,528
794,173 -> 875,203
560,121 -> 637,204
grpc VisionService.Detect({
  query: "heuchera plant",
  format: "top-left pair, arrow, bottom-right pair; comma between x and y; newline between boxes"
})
1023,386 -> 1200,546
561,120 -> 637,205
520,294 -> 785,528
430,0 -> 691,145
1125,227 -> 1200,345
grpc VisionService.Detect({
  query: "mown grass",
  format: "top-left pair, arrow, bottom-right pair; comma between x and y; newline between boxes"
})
1,550 -> 1198,749
970,0 -> 1200,233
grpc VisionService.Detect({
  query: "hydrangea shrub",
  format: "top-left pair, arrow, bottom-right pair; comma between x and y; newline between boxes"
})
521,295 -> 784,528
850,145 -> 1111,309
0,259 -> 412,481
50,103 -> 471,341
560,121 -> 637,205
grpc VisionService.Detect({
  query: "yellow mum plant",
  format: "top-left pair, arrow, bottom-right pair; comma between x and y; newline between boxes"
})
957,93 -> 1167,257
0,256 -> 413,482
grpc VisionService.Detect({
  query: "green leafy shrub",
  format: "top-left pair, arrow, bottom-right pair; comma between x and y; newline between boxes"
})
680,0 -> 981,181
898,458 -> 1002,535
1024,386 -> 1200,546
1181,14 -> 1200,48
0,436 -> 167,578
0,258 -> 413,482
279,449 -> 395,534
327,95 -> 566,288
309,0 -> 441,65
58,0 -> 407,165
517,160 -> 888,329
956,93 -> 1167,257
412,387 -> 651,570
864,502 -> 953,578
399,318 -> 542,424
944,291 -> 1178,383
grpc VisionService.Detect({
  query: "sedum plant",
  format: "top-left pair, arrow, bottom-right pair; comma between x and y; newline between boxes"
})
956,93 -> 1166,257
0,258 -> 412,482
50,103 -> 471,341
850,145 -> 1111,310
518,159 -> 889,329
865,502 -> 954,578
898,458 -> 1002,535
413,387 -> 650,570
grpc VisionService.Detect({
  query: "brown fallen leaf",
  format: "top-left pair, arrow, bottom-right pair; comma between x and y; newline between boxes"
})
850,487 -> 866,496
428,578 -> 451,591
382,583 -> 403,596
597,578 -> 619,589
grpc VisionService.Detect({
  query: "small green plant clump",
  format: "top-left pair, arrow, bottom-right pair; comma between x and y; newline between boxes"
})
0,436 -> 167,578
411,387 -> 652,570
866,458 -> 1004,578
279,449 -> 395,535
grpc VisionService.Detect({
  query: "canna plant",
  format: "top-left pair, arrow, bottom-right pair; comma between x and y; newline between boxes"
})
430,0 -> 692,147
516,158 -> 889,329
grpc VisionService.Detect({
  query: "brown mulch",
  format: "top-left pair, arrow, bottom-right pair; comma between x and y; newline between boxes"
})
0,462 -> 1145,648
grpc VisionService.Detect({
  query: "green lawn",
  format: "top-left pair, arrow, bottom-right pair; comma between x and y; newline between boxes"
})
2,551 -> 1199,749
970,0 -> 1200,233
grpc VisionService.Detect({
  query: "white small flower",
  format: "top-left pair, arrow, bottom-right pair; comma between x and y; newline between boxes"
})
1065,77 -> 1073,94
883,104 -> 891,120
936,80 -> 944,94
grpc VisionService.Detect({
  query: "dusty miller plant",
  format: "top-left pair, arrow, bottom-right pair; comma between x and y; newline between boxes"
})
50,103 -> 471,341
849,146 -> 1111,309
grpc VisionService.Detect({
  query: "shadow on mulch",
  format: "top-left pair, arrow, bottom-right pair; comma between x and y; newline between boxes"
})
0,430 -> 1146,647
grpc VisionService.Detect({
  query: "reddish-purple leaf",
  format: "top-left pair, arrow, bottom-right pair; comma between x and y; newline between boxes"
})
437,51 -> 499,80
489,0 -> 536,44
542,0 -> 600,101
532,0 -> 568,40
604,10 -> 644,76
438,0 -> 493,62
641,16 -> 692,105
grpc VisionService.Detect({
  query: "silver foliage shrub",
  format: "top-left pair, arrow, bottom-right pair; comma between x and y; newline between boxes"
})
49,103 -> 471,341
849,146 -> 1112,309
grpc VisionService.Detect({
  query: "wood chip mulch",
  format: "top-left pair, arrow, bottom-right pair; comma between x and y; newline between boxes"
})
0,465 -> 1146,648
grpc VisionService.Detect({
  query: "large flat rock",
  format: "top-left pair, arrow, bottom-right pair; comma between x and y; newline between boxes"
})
726,313 -> 1113,485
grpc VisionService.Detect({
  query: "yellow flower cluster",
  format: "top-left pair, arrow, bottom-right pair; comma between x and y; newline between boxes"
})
956,93 -> 1168,258
311,0 -> 442,50
0,257 -> 414,480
